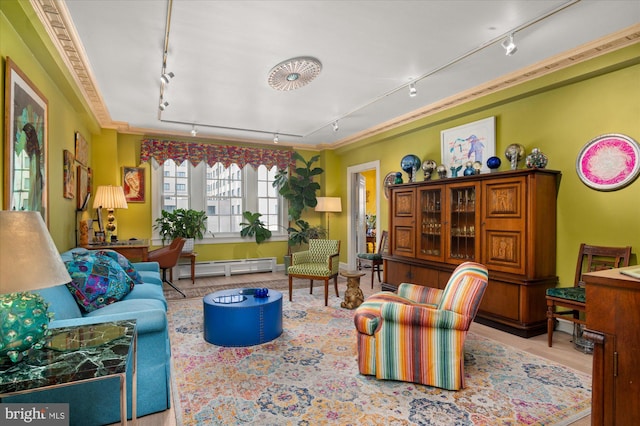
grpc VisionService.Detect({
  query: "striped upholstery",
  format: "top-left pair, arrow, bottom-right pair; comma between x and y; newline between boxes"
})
353,261 -> 488,390
288,239 -> 341,306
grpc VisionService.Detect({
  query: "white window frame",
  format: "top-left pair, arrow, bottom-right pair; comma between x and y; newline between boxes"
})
151,159 -> 288,245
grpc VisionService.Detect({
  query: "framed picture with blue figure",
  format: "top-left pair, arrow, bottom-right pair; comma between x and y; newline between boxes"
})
4,57 -> 49,225
441,116 -> 495,176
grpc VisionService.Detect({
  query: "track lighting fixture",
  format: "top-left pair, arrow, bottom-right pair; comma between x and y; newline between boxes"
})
273,134 -> 279,143
161,71 -> 175,84
409,82 -> 417,97
332,121 -> 339,132
159,100 -> 169,111
501,34 -> 518,56
191,125 -> 198,137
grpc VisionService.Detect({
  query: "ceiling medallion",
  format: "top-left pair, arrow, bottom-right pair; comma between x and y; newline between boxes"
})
268,57 -> 322,91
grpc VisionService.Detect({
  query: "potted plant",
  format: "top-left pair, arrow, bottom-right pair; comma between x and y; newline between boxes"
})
154,208 -> 209,252
239,211 -> 272,244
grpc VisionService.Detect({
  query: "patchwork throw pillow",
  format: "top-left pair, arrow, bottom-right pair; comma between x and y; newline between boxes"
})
93,249 -> 144,285
65,254 -> 135,313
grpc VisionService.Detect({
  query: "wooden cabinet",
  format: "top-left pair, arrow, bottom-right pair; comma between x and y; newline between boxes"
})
583,267 -> 640,426
384,169 -> 560,337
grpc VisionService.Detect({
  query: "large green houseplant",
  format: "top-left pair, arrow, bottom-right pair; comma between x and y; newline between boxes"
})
154,208 -> 209,251
239,211 -> 272,244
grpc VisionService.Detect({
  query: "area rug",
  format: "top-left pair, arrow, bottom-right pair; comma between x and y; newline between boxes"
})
167,290 -> 591,425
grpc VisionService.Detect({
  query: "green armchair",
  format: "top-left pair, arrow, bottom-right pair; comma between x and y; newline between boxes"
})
288,239 -> 341,306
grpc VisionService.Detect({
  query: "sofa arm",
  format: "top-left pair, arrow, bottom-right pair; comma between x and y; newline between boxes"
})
291,250 -> 310,265
133,261 -> 160,273
380,302 -> 470,331
51,310 -> 166,335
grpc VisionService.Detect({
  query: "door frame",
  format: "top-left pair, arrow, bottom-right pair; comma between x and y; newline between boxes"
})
346,160 -> 380,270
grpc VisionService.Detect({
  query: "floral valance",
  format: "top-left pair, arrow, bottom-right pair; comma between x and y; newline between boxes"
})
140,138 -> 294,170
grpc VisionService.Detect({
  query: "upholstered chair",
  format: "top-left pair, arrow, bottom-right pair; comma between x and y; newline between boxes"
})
356,230 -> 388,288
288,239 -> 341,306
147,237 -> 187,297
354,261 -> 488,390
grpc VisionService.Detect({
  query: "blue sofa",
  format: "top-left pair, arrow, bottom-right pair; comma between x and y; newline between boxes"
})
2,248 -> 171,426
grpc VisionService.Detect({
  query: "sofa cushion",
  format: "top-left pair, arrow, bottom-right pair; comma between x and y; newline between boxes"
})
65,255 -> 134,313
137,270 -> 163,286
92,250 -> 144,284
35,284 -> 82,320
123,284 -> 167,310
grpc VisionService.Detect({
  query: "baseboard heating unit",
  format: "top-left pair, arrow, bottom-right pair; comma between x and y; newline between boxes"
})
177,257 -> 277,278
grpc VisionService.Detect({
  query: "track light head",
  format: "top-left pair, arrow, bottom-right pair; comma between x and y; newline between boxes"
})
161,71 -> 175,84
332,121 -> 339,132
159,100 -> 169,111
501,34 -> 518,56
191,125 -> 198,137
273,134 -> 279,144
409,82 -> 417,97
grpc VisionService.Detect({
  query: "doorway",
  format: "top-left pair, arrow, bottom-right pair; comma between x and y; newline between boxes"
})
346,161 -> 380,270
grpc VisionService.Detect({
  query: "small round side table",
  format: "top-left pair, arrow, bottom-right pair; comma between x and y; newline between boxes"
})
340,270 -> 365,309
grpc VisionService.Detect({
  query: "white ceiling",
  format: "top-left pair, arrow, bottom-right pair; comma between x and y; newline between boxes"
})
53,0 -> 639,147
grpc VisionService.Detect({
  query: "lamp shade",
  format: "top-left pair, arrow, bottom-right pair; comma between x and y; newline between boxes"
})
93,185 -> 128,210
0,211 -> 71,293
315,197 -> 342,213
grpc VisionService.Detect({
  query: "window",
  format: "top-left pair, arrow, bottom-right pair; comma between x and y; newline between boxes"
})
152,159 -> 286,243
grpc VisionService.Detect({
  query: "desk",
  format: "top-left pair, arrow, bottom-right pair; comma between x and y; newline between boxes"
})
583,266 -> 640,426
0,320 -> 137,425
83,241 -> 149,262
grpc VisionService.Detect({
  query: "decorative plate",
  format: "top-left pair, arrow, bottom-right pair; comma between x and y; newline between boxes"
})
576,134 -> 640,191
383,172 -> 397,199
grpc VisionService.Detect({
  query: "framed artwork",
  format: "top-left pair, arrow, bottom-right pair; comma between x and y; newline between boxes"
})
75,131 -> 89,166
441,116 -> 495,175
122,166 -> 145,202
77,166 -> 91,210
63,149 -> 75,199
3,57 -> 49,224
576,133 -> 640,191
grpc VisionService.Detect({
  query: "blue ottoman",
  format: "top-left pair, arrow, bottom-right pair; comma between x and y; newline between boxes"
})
203,288 -> 283,346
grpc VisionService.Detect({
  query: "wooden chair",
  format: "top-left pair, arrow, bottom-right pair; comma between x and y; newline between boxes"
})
546,243 -> 631,347
288,239 -> 340,306
357,231 -> 389,288
148,237 -> 187,298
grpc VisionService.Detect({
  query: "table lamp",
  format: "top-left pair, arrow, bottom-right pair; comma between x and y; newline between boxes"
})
0,211 -> 72,363
93,185 -> 128,241
315,196 -> 342,239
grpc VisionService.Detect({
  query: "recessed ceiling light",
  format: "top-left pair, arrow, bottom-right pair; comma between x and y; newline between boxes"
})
268,57 -> 322,91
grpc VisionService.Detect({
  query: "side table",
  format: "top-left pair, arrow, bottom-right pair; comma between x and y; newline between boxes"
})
340,270 -> 365,309
172,251 -> 197,283
0,320 -> 137,425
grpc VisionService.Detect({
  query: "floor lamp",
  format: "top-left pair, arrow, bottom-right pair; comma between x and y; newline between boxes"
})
315,197 -> 342,239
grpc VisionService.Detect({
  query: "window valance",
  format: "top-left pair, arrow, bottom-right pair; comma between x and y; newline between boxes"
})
140,138 -> 294,170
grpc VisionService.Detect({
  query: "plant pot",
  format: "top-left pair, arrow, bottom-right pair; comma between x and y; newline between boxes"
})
182,238 -> 195,253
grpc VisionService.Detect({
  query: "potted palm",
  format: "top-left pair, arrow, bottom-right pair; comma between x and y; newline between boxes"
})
154,208 -> 209,252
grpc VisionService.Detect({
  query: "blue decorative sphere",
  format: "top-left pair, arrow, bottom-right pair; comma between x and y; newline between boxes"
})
400,154 -> 421,173
487,156 -> 501,170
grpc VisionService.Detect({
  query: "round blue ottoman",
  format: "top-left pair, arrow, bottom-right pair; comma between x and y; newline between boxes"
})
203,288 -> 283,346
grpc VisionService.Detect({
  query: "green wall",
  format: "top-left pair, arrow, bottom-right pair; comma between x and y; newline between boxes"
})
2,1 -> 638,287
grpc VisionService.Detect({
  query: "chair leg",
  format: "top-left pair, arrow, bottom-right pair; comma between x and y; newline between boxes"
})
309,279 -> 314,294
162,268 -> 186,298
334,275 -> 339,297
288,275 -> 293,301
547,302 -> 554,347
324,279 -> 330,306
371,266 -> 375,289
376,264 -> 382,283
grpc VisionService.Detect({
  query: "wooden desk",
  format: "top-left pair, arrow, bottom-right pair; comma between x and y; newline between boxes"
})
583,266 -> 640,426
82,242 -> 149,262
172,251 -> 197,283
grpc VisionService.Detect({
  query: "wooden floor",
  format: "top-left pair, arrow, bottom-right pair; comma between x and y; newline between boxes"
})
116,269 -> 592,426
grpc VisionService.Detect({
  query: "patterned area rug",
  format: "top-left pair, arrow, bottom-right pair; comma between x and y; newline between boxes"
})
167,290 -> 591,425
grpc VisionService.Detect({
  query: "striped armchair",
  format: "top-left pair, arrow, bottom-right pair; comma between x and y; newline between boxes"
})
353,261 -> 488,390
288,239 -> 341,306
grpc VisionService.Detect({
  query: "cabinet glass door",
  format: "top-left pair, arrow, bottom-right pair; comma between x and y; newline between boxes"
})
418,187 -> 443,260
446,183 -> 479,262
